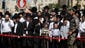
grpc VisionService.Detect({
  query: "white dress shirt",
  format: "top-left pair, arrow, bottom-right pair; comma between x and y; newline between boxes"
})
19,17 -> 25,23
26,21 -> 29,34
60,20 -> 70,39
26,21 -> 29,28
1,20 -> 14,33
49,29 -> 60,37
60,25 -> 69,39
77,21 -> 85,38
14,23 -> 18,33
79,21 -> 85,32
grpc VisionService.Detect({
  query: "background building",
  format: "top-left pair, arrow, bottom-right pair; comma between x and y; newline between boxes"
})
72,0 -> 85,9
0,0 -> 85,12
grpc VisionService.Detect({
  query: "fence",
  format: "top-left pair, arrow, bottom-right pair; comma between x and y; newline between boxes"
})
0,34 -> 84,48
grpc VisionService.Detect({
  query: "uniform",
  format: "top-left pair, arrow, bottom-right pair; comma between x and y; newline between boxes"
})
67,15 -> 79,48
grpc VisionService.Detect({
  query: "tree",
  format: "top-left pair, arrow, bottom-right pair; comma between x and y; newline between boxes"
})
48,3 -> 60,9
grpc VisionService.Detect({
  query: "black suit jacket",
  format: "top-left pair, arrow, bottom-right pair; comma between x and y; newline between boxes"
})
13,22 -> 24,36
23,21 -> 34,35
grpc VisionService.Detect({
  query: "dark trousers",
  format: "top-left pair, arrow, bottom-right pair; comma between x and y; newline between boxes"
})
40,38 -> 48,48
2,32 -> 12,48
80,32 -> 85,48
22,38 -> 27,48
52,39 -> 60,48
49,40 -> 52,48
0,33 -> 3,48
26,38 -> 34,48
33,33 -> 40,48
52,36 -> 60,48
61,39 -> 68,48
34,38 -> 40,48
16,38 -> 23,48
81,41 -> 85,48
11,33 -> 23,48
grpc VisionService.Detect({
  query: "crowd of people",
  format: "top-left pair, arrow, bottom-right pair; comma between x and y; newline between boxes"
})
0,5 -> 85,48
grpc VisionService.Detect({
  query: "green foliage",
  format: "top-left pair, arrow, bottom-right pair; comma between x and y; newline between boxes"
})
48,3 -> 60,9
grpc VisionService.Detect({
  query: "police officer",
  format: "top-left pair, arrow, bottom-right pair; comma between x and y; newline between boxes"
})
67,9 -> 79,48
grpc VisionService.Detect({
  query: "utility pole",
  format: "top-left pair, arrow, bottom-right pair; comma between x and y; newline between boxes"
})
68,0 -> 69,7
2,0 -> 6,14
2,0 -> 5,9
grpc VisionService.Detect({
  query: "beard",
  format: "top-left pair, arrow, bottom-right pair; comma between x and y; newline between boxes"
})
5,19 -> 9,22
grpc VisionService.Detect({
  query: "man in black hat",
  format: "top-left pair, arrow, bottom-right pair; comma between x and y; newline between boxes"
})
31,7 -> 38,18
60,5 -> 68,18
23,13 -> 34,48
12,13 -> 24,48
42,6 -> 50,20
32,16 -> 42,48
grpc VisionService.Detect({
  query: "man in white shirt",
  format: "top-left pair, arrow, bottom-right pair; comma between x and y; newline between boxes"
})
60,19 -> 70,39
1,14 -> 14,48
49,23 -> 61,48
1,14 -> 14,34
60,19 -> 70,48
79,16 -> 85,37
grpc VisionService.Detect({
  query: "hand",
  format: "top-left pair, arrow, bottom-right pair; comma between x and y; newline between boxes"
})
23,34 -> 26,36
26,31 -> 28,34
24,28 -> 26,30
68,32 -> 72,35
18,36 -> 20,38
50,38 -> 52,42
58,38 -> 61,42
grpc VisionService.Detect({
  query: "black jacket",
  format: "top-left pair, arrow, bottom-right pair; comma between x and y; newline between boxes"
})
13,22 -> 24,36
23,21 -> 34,35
